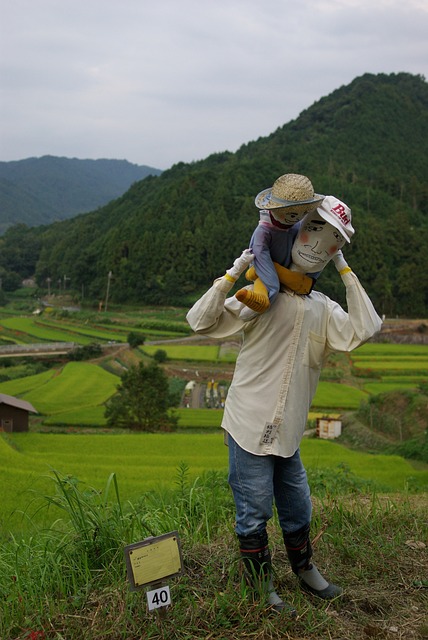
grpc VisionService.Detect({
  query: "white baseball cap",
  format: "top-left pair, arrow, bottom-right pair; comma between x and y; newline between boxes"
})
317,195 -> 354,243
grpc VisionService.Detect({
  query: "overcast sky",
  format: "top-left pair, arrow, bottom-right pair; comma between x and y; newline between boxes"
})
1,0 -> 427,170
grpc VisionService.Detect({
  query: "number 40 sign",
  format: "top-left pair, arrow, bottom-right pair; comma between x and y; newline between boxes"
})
147,585 -> 171,611
124,531 -> 183,612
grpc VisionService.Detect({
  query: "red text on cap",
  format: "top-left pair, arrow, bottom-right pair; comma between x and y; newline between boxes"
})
331,203 -> 350,226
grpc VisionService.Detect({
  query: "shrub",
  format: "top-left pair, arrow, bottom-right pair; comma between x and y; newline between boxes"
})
127,331 -> 145,349
153,349 -> 168,363
69,342 -> 102,361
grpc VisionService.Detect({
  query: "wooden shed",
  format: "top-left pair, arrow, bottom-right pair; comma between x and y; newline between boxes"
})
0,393 -> 37,432
316,417 -> 342,440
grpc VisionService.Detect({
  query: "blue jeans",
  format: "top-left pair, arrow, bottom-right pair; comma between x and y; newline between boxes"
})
228,434 -> 312,537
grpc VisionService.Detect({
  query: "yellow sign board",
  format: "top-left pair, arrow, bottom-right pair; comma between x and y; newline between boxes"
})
124,531 -> 183,590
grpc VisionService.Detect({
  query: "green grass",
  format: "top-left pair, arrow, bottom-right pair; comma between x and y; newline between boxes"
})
40,316 -> 188,341
20,362 -> 119,415
176,408 -> 224,428
0,368 -> 57,395
0,362 -> 46,381
0,317 -> 93,344
53,408 -> 223,429
44,408 -> 339,431
353,360 -> 428,371
311,382 -> 368,409
1,313 -> 427,638
3,432 -> 228,491
351,355 -> 428,361
363,381 -> 422,394
302,438 -> 427,491
0,322 -> 425,430
352,343 -> 428,356
0,360 -> 418,429
350,344 -> 428,376
1,432 -> 426,539
0,432 -> 229,534
377,375 -> 428,382
0,466 -> 426,640
34,317 -> 129,342
142,344 -> 223,361
43,405 -> 108,426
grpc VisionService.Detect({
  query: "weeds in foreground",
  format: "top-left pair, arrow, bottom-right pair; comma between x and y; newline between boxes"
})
0,467 -> 427,640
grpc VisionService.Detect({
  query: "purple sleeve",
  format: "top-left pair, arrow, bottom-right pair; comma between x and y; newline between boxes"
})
249,226 -> 281,301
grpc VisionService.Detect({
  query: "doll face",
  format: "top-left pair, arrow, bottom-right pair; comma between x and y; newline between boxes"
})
291,212 -> 346,273
270,203 -> 318,227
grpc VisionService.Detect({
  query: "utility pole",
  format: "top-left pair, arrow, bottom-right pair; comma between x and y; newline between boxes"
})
105,271 -> 113,312
46,277 -> 51,296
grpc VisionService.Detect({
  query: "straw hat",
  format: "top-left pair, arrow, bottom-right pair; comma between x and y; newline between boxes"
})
255,173 -> 324,212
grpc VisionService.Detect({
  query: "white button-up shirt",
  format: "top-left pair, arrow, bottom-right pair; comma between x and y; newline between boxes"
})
186,271 -> 382,458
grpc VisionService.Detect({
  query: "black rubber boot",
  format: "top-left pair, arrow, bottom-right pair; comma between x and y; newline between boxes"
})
283,525 -> 342,600
238,530 -> 297,616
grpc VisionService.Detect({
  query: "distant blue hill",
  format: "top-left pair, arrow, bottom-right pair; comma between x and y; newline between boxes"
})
0,155 -> 162,234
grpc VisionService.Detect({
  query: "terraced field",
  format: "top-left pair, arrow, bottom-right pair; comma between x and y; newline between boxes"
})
0,312 -> 427,429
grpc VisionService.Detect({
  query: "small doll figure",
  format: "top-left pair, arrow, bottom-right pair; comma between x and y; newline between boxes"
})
239,195 -> 355,311
235,173 -> 325,315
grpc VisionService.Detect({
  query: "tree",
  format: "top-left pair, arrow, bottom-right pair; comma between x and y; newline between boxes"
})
2,74 -> 428,316
153,349 -> 167,363
127,331 -> 145,349
69,342 -> 102,361
104,362 -> 178,432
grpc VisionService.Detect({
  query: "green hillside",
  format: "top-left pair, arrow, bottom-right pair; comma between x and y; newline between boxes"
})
0,156 -> 162,233
21,361 -> 118,415
1,72 -> 427,315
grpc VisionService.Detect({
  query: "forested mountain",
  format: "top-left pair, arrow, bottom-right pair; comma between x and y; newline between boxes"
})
0,72 -> 427,317
0,156 -> 162,233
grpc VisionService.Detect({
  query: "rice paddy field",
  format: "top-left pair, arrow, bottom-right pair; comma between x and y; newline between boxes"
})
0,309 -> 190,345
142,343 -> 232,362
0,310 -> 427,539
0,313 -> 427,424
1,431 -> 427,538
352,343 -> 428,372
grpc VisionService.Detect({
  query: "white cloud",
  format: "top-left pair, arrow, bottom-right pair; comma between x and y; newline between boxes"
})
0,0 -> 426,168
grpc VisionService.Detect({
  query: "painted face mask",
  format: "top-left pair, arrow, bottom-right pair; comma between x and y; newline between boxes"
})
291,196 -> 353,273
291,214 -> 344,273
269,203 -> 319,227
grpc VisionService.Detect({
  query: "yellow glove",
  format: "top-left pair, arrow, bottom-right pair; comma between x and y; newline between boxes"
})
245,263 -> 313,295
274,263 -> 314,294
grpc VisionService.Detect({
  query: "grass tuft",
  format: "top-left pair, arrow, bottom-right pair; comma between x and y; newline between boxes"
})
0,468 -> 426,639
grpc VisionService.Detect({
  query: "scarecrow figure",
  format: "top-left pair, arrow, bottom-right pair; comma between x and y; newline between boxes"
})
237,194 -> 355,309
234,173 -> 325,317
187,198 -> 380,615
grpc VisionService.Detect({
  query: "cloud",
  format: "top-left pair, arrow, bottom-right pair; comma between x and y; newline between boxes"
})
0,0 -> 427,168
